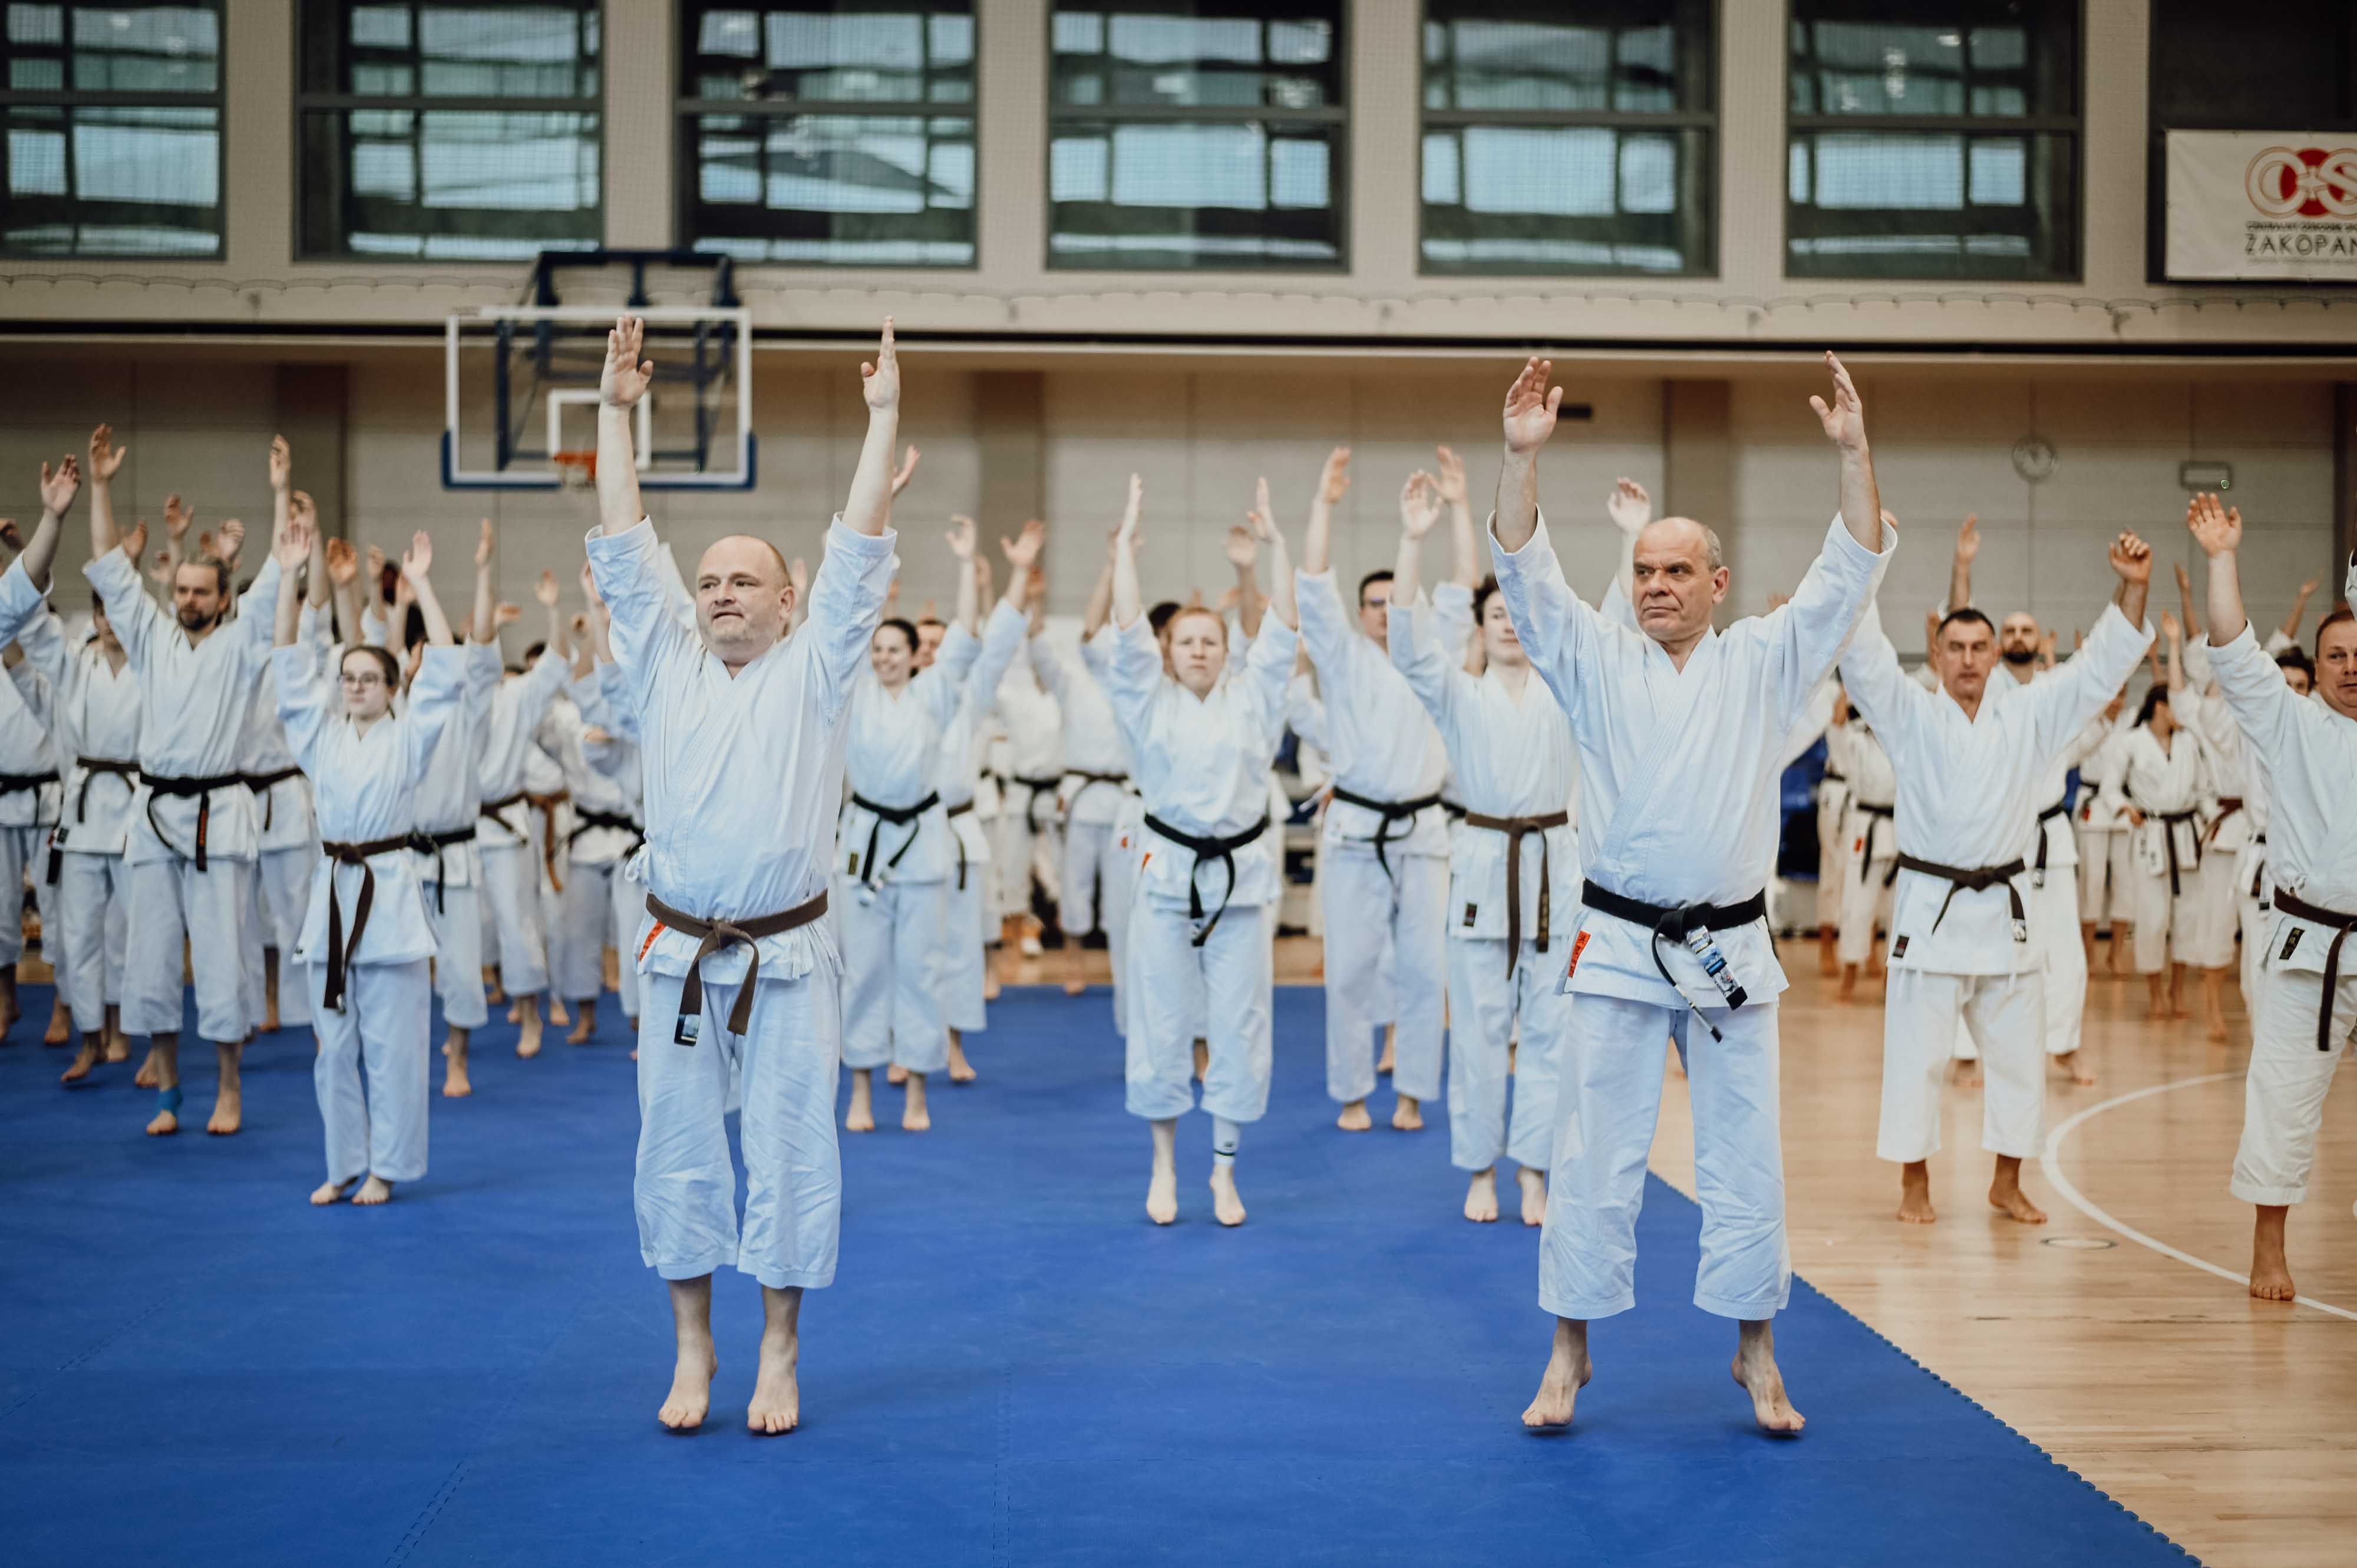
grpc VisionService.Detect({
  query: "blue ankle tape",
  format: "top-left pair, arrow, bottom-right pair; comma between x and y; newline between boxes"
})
159,1087 -> 183,1113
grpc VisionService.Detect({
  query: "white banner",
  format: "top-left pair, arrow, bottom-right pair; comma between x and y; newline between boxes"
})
2166,131 -> 2357,280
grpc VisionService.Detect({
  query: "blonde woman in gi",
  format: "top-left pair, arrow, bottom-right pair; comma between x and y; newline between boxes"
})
1104,473 -> 1298,1227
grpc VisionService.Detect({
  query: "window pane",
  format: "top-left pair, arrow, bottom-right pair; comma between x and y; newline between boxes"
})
1422,0 -> 1712,115
1421,122 -> 1709,274
301,1 -> 601,99
0,3 -> 220,93
1788,1 -> 2075,121
298,107 -> 600,258
683,110 -> 975,266
1048,117 -> 1340,268
678,2 -> 975,105
1051,2 -> 1343,111
2,101 -> 220,255
1785,128 -> 2075,278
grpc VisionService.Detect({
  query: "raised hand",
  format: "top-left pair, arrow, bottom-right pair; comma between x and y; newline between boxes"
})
476,517 -> 495,567
946,514 -> 976,560
1001,518 -> 1047,575
1318,446 -> 1352,505
2160,609 -> 2181,642
214,516 -> 246,563
325,537 -> 358,585
1924,609 -> 1942,650
494,601 -> 521,628
2185,493 -> 2239,557
861,317 -> 899,412
1434,445 -> 1467,507
577,559 -> 602,609
889,444 -> 921,497
2110,529 -> 2155,583
2039,629 -> 2058,662
1810,351 -> 1867,451
2296,575 -> 2320,601
391,572 -> 415,610
602,315 -> 653,409
1955,513 -> 1980,562
1247,476 -> 1276,543
1606,477 -> 1651,536
269,434 -> 291,494
1398,470 -> 1443,540
163,493 -> 191,542
1767,590 -> 1793,612
1503,357 -> 1563,455
534,569 -> 560,608
1223,524 -> 1258,570
88,425 -> 127,483
39,455 -> 80,517
277,510 -> 312,569
1115,472 -> 1143,547
402,530 -> 433,580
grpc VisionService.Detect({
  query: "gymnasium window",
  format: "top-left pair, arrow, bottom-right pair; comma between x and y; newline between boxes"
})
1419,0 -> 1715,278
296,0 -> 603,261
677,2 -> 976,268
1048,1 -> 1346,272
1,2 -> 225,258
1786,0 -> 2080,280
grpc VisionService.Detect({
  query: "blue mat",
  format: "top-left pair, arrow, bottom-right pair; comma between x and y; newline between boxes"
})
0,982 -> 2193,1567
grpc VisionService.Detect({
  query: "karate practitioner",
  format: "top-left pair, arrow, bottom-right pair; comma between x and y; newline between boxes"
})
474,575 -> 571,1057
240,435 -> 317,1036
590,312 -> 900,1435
2108,661 -> 2207,1022
1104,473 -> 1298,1227
2184,494 -> 2357,1302
992,627 -> 1064,948
1830,709 -> 1897,1001
1388,470 -> 1569,1227
2077,696 -> 2136,974
273,517 -> 463,1206
88,430 -> 286,1137
0,454 -> 78,1045
2160,612 -> 2248,1045
1499,352 -> 1891,1435
0,540 -> 62,1045
1033,538 -> 1133,1005
1840,537 -> 2151,1226
1814,686 -> 1852,976
44,592 -> 138,1082
1297,445 -> 1457,1133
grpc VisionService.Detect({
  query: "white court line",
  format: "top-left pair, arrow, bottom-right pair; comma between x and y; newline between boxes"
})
2040,1071 -> 2356,1322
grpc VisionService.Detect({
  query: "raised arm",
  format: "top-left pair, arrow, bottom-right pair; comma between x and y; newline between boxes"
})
269,434 -> 293,564
1224,518 -> 1265,640
24,453 -> 78,592
1434,444 -> 1478,589
1605,477 -> 1650,609
403,532 -> 454,646
2111,526 -> 2153,631
1948,513 -> 1978,611
2187,493 -> 2247,645
273,508 -> 311,649
1391,468 -> 1442,611
596,316 -> 652,537
946,514 -> 980,633
158,493 -> 192,587
2161,609 -> 2184,692
534,569 -> 565,661
1809,353 -> 1883,553
2027,536 -> 2156,758
2173,560 -> 2203,646
1082,532 -> 1116,639
1492,357 -> 1562,553
1109,474 -> 1144,629
1249,481 -> 1298,632
325,537 -> 364,646
2280,573 -> 2320,645
1299,445 -> 1349,576
85,424 -> 123,557
998,519 -> 1046,616
841,319 -> 902,537
471,519 -> 497,643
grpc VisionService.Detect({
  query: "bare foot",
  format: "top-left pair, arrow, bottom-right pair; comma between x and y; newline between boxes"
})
1521,1331 -> 1590,1430
886,1063 -> 907,1085
61,1041 -> 100,1083
1950,1058 -> 1983,1090
1209,1165 -> 1246,1226
1376,1031 -> 1396,1075
104,1031 -> 128,1064
507,998 -> 524,1024
207,1089 -> 241,1135
1336,1100 -> 1372,1132
566,1015 -> 593,1046
658,1339 -> 716,1432
146,1107 -> 178,1136
900,1080 -> 930,1133
1062,979 -> 1086,997
1192,1039 -> 1209,1082
1391,1095 -> 1423,1131
1897,1163 -> 1935,1224
2053,1050 -> 2097,1086
2206,1016 -> 2231,1045
261,999 -> 280,1035
550,998 -> 571,1028
1988,1184 -> 2046,1224
134,1050 -> 159,1088
1464,1168 -> 1500,1223
1732,1339 -> 1805,1434
747,1333 -> 800,1437
311,1179 -> 354,1206
44,1000 -> 71,1045
516,1006 -> 542,1058
1836,968 -> 1858,1004
1147,1163 -> 1177,1225
354,1175 -> 394,1206
1517,1167 -> 1547,1227
2250,1263 -> 2297,1301
844,1071 -> 875,1133
443,1059 -> 472,1097
947,1037 -> 976,1084
2249,1208 -> 2296,1301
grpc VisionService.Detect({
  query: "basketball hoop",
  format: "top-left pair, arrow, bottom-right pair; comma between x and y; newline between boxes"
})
553,450 -> 596,490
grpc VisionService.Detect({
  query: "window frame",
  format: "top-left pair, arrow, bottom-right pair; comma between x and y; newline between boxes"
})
671,0 -> 981,271
1041,0 -> 1353,275
291,0 -> 609,264
1417,0 -> 1719,279
0,0 -> 230,260
1782,0 -> 2087,284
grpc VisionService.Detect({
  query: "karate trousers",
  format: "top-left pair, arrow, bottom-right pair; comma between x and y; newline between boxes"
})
308,958 -> 431,1185
1061,819 -> 1113,938
2035,866 -> 2087,1058
1127,897 -> 1271,1124
2230,965 -> 2356,1207
478,841 -> 550,996
1879,968 -> 2045,1163
635,966 -> 842,1290
2239,885 -> 2267,1022
1107,817 -> 1142,1038
1321,847 -> 1447,1105
2183,854 -> 2241,971
1838,840 -> 1896,967
124,852 -> 252,1043
2082,830 -> 2135,927
1540,993 -> 1789,1322
612,865 -> 643,1024
1814,794 -> 1847,929
53,849 -> 127,1035
420,879 -> 487,1031
246,844 -> 313,1028
837,876 -> 948,1074
993,790 -> 1059,920
942,860 -> 990,1035
1445,936 -> 1572,1172
552,856 -> 615,1005
0,823 -> 58,970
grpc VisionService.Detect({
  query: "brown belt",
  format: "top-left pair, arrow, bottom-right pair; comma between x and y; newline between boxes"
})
1460,808 -> 1570,978
319,834 -> 413,1012
2210,797 -> 2244,844
645,889 -> 831,1042
244,765 -> 304,832
527,789 -> 569,892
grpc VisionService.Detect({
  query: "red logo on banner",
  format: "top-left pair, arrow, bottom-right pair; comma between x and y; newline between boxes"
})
2244,146 -> 2357,218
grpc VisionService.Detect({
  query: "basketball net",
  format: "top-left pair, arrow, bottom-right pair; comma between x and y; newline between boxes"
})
554,450 -> 597,490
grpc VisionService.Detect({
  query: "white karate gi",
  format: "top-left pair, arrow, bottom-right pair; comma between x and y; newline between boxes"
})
239,658 -> 316,1029
87,547 -> 282,1044
2075,721 -> 2136,925
1831,722 -> 1897,966
989,668 -> 1064,922
1496,510 -> 1891,1323
2207,626 -> 2357,1207
1032,632 -> 1133,958
1104,613 -> 1298,1127
1389,584 -> 1577,1174
1814,707 -> 1853,929
1296,569 -> 1453,1108
0,608 -> 64,978
837,618 -> 977,1075
2170,683 -> 2252,973
278,642 -> 463,1186
474,652 -> 572,998
540,684 -> 637,1007
589,514 -> 893,1291
34,622 -> 138,1035
408,641 -> 503,1032
1840,604 -> 2151,1164
2107,724 -> 2209,973
582,659 -> 647,1025
935,603 -> 1029,1035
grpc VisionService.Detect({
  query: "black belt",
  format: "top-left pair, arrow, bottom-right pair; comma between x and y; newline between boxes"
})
946,797 -> 975,890
244,765 -> 303,833
2271,887 -> 2356,1052
1578,879 -> 1768,1039
850,790 -> 939,888
1853,801 -> 1896,886
318,834 -> 412,1012
1328,785 -> 1444,881
74,756 -> 136,823
1016,774 -> 1062,836
1894,854 -> 2028,941
479,789 -> 528,840
1144,812 -> 1268,946
2032,798 -> 2069,887
566,808 -> 645,856
2157,807 -> 2203,897
1461,808 -> 1568,976
141,770 -> 244,871
2252,834 -> 2270,906
1440,798 -> 1467,822
0,768 -> 57,799
646,889 -> 830,1042
410,824 -> 477,914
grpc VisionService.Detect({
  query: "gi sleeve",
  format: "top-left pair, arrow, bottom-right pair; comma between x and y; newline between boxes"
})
1760,513 -> 1895,738
1293,568 -> 1359,702
1428,580 -> 1477,669
593,656 -> 639,745
585,517 -> 699,717
1778,678 -> 1839,771
963,600 -> 1029,718
1286,675 -> 1328,755
1836,599 -> 1933,752
1489,511 -> 1601,727
1240,615 -> 1301,759
270,641 -> 332,775
399,645 -> 468,789
0,558 -> 49,649
795,516 -> 899,728
15,596 -> 67,692
2210,622 -> 2302,777
2262,628 -> 2293,656
1028,633 -> 1071,703
1102,616 -> 1166,765
1599,574 -> 1640,633
230,556 -> 285,675
84,546 -> 162,668
1387,592 -> 1459,731
2027,603 -> 2152,765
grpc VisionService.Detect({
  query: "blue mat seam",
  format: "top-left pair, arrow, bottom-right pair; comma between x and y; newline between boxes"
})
0,1294 -> 172,1424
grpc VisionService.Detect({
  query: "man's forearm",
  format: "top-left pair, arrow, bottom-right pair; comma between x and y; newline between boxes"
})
88,479 -> 117,557
22,509 -> 61,590
1837,445 -> 1882,552
1082,561 -> 1113,638
2116,573 -> 2151,633
595,405 -> 644,538
1392,529 -> 1422,610
1493,450 -> 1539,553
2204,552 -> 2246,645
1947,546 -> 1971,613
840,407 -> 899,537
